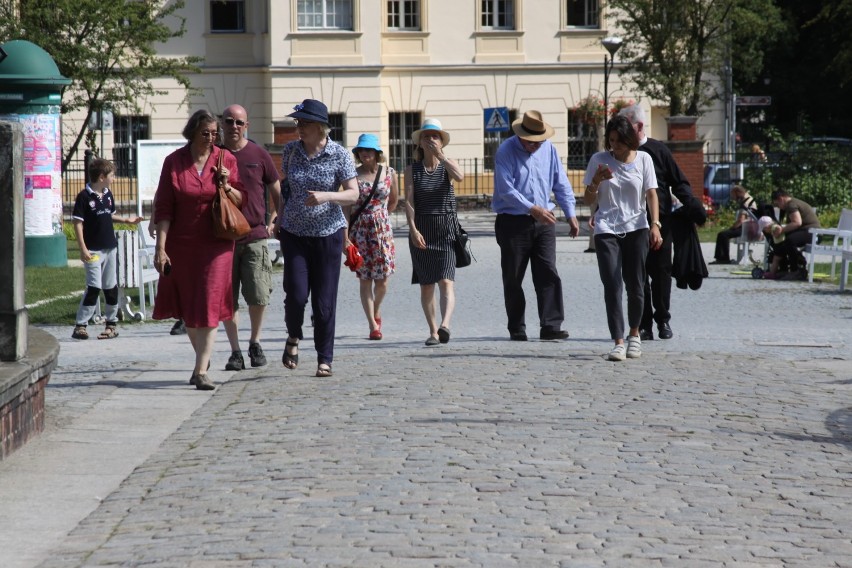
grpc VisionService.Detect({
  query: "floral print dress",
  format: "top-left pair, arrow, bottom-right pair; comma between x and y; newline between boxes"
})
350,166 -> 396,280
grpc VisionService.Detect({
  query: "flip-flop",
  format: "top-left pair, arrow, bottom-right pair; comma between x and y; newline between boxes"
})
438,326 -> 450,343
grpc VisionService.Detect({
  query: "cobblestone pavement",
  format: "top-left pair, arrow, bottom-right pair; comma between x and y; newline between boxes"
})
14,213 -> 852,566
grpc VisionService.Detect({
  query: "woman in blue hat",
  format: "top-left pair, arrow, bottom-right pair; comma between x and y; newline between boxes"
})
404,118 -> 465,346
276,99 -> 359,378
345,133 -> 399,340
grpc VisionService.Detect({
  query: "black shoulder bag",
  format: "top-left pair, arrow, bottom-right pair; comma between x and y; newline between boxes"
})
454,217 -> 474,268
349,165 -> 383,227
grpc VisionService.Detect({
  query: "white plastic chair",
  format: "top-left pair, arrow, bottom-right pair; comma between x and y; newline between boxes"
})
806,208 -> 852,283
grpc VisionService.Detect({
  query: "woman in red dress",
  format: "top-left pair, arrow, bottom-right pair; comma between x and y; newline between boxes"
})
152,110 -> 243,390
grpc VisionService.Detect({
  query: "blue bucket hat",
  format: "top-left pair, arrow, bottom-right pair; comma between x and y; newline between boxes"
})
288,99 -> 329,124
352,133 -> 383,155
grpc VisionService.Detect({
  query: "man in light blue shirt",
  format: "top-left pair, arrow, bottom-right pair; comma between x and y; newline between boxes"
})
493,110 -> 580,341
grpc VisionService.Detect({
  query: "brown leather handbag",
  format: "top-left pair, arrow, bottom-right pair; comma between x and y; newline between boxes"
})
211,149 -> 250,240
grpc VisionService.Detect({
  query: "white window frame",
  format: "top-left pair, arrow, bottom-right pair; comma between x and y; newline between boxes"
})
297,0 -> 354,31
387,0 -> 421,31
480,0 -> 515,31
565,0 -> 599,29
210,0 -> 246,33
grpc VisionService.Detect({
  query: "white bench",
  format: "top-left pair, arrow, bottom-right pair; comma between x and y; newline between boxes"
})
805,208 -> 852,283
115,223 -> 159,321
840,248 -> 852,291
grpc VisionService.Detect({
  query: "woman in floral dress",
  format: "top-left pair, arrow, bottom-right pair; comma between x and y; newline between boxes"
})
345,134 -> 399,340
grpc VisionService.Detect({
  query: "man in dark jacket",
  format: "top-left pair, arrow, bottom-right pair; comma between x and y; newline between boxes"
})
619,105 -> 703,341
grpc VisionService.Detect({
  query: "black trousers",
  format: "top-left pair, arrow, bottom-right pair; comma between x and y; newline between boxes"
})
768,228 -> 810,270
641,219 -> 672,330
494,214 -> 564,333
714,226 -> 741,262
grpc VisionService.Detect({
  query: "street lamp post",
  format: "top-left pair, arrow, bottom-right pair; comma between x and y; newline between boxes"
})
601,36 -> 623,121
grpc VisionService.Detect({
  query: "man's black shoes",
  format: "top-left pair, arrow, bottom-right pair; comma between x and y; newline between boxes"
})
658,323 -> 673,340
540,329 -> 570,340
639,328 -> 654,341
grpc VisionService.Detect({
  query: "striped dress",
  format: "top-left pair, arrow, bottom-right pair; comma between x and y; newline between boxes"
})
409,161 -> 458,285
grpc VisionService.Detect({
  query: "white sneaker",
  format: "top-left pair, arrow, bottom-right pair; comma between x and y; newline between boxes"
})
608,344 -> 626,361
626,335 -> 642,359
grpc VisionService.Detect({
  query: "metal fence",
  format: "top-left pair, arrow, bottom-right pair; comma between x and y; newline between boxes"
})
62,150 -> 140,217
62,154 -> 590,217
704,146 -> 852,210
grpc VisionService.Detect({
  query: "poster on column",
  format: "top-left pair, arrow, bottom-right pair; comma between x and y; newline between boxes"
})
2,113 -> 63,236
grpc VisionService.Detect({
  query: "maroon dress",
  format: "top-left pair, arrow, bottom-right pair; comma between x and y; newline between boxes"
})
152,145 -> 242,328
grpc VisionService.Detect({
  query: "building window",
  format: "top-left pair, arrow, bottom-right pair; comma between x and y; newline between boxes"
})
113,115 -> 150,177
387,0 -> 420,30
567,110 -> 598,170
566,0 -> 599,28
389,111 -> 421,172
298,0 -> 353,30
483,109 -> 517,171
327,113 -> 346,144
210,0 -> 246,33
481,0 -> 515,30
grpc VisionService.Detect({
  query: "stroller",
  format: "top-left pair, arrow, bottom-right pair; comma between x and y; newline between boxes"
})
735,209 -> 770,279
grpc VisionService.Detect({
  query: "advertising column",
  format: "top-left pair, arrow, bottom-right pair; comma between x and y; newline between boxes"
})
0,40 -> 71,267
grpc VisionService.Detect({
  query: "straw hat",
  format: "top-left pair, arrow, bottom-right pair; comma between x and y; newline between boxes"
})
512,110 -> 555,142
412,118 -> 450,147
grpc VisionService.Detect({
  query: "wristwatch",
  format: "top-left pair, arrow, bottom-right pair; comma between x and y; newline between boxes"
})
652,220 -> 662,229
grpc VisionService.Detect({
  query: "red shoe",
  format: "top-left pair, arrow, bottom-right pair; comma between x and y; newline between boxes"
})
369,329 -> 383,340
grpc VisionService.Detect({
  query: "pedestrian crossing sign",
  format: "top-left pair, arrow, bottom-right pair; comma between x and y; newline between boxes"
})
484,107 -> 510,132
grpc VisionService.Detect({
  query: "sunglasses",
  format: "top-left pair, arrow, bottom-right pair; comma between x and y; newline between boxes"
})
199,130 -> 217,138
223,117 -> 246,127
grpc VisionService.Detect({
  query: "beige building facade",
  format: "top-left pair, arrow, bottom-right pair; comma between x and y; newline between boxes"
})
61,0 -> 725,177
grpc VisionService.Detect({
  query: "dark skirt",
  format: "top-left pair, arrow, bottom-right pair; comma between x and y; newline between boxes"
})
410,213 -> 457,285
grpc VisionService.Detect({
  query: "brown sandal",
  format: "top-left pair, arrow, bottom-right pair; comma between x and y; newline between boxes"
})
282,339 -> 299,370
98,324 -> 119,340
315,363 -> 332,378
72,325 -> 89,340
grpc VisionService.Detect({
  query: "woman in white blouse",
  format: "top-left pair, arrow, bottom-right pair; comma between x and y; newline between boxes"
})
583,115 -> 663,362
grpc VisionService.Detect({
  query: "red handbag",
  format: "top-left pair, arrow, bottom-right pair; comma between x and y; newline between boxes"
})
211,150 -> 250,240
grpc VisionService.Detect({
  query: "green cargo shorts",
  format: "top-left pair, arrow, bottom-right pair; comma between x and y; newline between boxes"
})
232,239 -> 273,308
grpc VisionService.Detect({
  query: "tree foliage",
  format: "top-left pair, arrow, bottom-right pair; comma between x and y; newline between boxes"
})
608,0 -> 783,116
0,0 -> 201,169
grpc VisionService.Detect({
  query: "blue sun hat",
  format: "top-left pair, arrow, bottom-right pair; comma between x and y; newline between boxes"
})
352,133 -> 383,155
288,99 -> 329,124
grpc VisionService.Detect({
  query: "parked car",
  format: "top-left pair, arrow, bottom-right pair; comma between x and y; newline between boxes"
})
703,162 -> 743,206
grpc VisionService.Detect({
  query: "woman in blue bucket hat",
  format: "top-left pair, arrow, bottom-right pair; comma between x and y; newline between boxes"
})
345,133 -> 399,340
276,99 -> 359,378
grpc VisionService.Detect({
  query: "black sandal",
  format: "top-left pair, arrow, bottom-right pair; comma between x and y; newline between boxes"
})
316,363 -> 332,378
282,339 -> 299,369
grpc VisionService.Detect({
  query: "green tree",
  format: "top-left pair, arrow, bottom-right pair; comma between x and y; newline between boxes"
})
0,0 -> 201,169
608,0 -> 783,116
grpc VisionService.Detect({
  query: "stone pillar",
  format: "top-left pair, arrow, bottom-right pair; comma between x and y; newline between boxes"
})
664,116 -> 705,201
1,121 -> 58,460
0,121 -> 27,362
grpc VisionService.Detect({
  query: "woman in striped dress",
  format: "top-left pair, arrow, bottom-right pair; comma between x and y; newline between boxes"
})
404,118 -> 465,346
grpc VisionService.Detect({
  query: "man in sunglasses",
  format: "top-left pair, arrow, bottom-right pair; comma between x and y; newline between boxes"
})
220,104 -> 282,370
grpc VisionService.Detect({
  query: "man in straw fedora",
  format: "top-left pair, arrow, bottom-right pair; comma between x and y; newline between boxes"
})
492,110 -> 580,341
